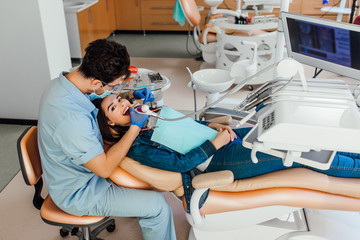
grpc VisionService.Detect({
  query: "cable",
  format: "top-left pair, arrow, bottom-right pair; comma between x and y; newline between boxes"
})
319,0 -> 342,18
349,0 -> 359,23
313,68 -> 323,78
185,26 -> 202,57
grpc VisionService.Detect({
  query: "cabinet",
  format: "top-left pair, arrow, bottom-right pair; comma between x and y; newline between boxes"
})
112,0 -> 305,31
142,0 -> 190,30
113,0 -> 353,32
114,0 -> 142,30
77,0 -> 117,57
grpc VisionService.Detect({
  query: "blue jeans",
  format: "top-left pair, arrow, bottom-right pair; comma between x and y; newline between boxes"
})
207,128 -> 360,179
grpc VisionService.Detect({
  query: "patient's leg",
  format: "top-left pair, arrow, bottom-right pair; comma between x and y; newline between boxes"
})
207,128 -> 292,179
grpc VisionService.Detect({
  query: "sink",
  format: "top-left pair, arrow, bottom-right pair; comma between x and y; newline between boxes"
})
63,1 -> 98,12
191,69 -> 234,106
192,69 -> 234,93
63,2 -> 86,9
204,0 -> 223,7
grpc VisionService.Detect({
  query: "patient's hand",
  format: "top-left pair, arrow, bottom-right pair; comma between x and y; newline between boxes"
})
208,123 -> 237,141
211,128 -> 231,150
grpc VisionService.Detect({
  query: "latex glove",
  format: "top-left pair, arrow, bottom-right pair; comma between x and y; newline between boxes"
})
133,88 -> 155,104
129,107 -> 148,128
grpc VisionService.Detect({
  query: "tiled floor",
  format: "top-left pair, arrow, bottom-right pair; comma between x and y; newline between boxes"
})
0,56 -> 356,240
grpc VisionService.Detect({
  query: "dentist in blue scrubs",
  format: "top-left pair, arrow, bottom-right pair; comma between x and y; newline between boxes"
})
38,39 -> 176,240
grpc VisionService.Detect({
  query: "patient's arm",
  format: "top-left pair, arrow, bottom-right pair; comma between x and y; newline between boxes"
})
127,137 -> 218,173
211,129 -> 231,149
208,122 -> 237,141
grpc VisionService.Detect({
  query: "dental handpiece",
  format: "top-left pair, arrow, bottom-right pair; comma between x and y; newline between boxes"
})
135,105 -> 165,120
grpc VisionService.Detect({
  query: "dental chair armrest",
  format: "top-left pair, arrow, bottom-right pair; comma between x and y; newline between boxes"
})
208,115 -> 232,125
189,171 -> 234,225
192,170 -> 234,189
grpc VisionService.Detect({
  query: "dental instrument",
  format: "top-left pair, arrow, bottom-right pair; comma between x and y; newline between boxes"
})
132,99 -> 143,107
135,105 -> 165,120
187,67 -> 198,120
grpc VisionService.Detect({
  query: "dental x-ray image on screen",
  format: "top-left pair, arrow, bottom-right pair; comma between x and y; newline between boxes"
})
281,12 -> 360,80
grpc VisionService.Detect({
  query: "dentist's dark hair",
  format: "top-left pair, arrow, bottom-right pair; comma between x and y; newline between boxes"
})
92,98 -> 129,144
79,39 -> 131,83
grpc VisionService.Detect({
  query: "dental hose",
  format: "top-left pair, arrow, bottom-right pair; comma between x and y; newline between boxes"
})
156,60 -> 282,121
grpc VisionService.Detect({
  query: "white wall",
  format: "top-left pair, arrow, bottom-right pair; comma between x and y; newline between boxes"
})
0,0 -> 71,120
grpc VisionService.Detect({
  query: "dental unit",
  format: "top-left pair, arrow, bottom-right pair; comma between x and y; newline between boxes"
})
100,11 -> 360,240
156,11 -> 360,173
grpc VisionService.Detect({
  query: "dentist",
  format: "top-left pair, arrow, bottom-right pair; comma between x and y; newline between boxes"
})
38,39 -> 176,240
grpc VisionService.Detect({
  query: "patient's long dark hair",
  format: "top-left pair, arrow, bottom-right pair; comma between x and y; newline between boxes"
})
92,98 -> 129,144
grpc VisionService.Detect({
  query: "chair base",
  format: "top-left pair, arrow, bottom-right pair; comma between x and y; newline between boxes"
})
187,207 -> 360,240
60,218 -> 116,240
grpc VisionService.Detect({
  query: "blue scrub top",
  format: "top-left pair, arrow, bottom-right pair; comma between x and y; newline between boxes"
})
38,72 -> 110,216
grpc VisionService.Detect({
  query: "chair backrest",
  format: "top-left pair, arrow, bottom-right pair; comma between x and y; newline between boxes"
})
179,0 -> 201,27
17,126 -> 42,186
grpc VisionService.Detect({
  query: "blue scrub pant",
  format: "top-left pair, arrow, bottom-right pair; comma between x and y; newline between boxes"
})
208,127 -> 360,179
88,182 -> 176,240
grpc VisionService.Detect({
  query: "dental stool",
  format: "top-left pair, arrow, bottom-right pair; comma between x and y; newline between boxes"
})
17,126 -> 115,240
109,155 -> 360,240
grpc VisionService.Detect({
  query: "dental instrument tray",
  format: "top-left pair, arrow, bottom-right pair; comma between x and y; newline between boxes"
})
121,68 -> 170,92
241,78 -> 360,170
148,72 -> 163,82
242,125 -> 337,170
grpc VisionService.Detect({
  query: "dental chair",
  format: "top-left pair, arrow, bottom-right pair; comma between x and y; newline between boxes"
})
17,126 -> 116,240
109,143 -> 360,240
179,0 -> 265,64
179,0 -> 218,63
180,0 -> 279,70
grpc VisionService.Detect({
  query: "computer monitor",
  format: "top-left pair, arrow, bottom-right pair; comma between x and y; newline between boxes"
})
281,12 -> 360,80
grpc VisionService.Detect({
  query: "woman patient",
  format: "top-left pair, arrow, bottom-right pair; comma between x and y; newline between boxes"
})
93,93 -> 360,180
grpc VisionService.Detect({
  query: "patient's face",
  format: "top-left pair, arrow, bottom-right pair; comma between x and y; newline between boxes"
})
102,94 -> 131,126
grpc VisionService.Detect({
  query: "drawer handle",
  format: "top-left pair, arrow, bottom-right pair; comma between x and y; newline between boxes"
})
151,6 -> 174,10
88,9 -> 93,23
314,6 -> 323,9
152,22 -> 178,25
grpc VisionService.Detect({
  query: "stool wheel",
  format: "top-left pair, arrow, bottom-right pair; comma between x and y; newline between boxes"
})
59,228 -> 69,238
71,227 -> 79,236
106,224 -> 116,232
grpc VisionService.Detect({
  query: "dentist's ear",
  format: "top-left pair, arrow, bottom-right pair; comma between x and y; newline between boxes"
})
91,79 -> 102,88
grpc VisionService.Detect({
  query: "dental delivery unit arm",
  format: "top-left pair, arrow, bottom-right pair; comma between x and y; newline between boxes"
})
242,77 -> 360,170
240,12 -> 360,169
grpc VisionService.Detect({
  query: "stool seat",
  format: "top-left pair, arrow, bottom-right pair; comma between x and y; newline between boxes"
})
40,195 -> 107,227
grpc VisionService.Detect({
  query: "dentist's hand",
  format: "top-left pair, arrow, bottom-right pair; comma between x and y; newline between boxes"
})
129,107 -> 148,128
133,88 -> 155,104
